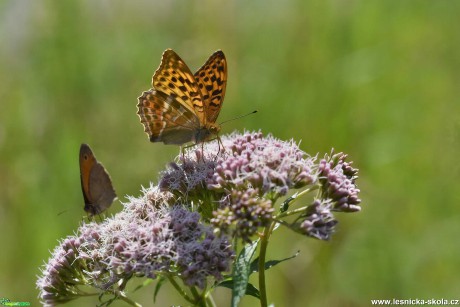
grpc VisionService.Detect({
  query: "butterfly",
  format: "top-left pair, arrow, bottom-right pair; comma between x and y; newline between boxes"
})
79,144 -> 117,216
137,49 -> 227,145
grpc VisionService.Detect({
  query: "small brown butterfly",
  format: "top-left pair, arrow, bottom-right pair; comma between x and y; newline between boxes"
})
79,144 -> 117,216
137,49 -> 227,145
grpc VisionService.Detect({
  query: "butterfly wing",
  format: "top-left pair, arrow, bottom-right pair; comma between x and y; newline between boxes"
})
80,144 -> 95,209
80,171 -> 91,208
194,50 -> 227,124
87,161 -> 117,215
79,144 -> 116,216
137,89 -> 201,144
151,49 -> 206,124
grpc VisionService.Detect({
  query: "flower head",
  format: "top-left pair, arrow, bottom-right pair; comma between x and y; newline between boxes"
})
207,131 -> 316,199
318,151 -> 361,212
37,185 -> 234,305
211,189 -> 274,242
37,131 -> 364,305
36,230 -> 101,306
298,199 -> 338,240
160,131 -> 316,200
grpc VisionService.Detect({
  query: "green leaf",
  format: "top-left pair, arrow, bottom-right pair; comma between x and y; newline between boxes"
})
249,250 -> 300,273
244,282 -> 261,299
231,239 -> 259,307
217,280 -> 260,299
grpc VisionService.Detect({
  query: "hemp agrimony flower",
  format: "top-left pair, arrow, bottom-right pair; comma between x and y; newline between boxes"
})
206,131 -> 316,198
318,151 -> 361,212
211,189 -> 274,242
37,131 -> 363,306
293,199 -> 338,240
37,186 -> 234,306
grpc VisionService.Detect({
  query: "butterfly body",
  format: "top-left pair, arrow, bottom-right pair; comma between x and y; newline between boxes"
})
137,49 -> 227,145
193,124 -> 220,144
79,144 -> 117,216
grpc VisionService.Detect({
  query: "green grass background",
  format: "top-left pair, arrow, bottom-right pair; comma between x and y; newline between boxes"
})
1,1 -> 460,306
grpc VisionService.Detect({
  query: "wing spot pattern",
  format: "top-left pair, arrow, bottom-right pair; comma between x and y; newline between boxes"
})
137,50 -> 227,144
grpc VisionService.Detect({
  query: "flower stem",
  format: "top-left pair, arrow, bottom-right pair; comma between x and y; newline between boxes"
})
190,287 -> 206,307
258,221 -> 277,307
276,205 -> 310,219
298,185 -> 319,197
167,275 -> 195,304
205,293 -> 216,307
114,290 -> 142,307
287,186 -> 319,207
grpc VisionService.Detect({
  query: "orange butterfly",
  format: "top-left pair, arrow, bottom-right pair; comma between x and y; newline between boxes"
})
137,49 -> 227,145
79,144 -> 117,216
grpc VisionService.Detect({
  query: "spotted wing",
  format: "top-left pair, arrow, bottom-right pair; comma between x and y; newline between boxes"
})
151,49 -> 206,124
137,89 -> 201,145
194,50 -> 227,124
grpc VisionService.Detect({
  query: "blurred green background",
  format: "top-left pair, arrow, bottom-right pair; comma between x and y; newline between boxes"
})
1,1 -> 460,306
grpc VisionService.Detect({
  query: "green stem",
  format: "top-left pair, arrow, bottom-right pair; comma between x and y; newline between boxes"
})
271,218 -> 291,228
190,287 -> 206,307
279,186 -> 319,214
76,278 -> 141,305
76,291 -> 99,297
276,205 -> 310,219
287,186 -> 319,206
114,290 -> 142,307
167,275 -> 195,304
258,221 -> 277,307
205,293 -> 216,307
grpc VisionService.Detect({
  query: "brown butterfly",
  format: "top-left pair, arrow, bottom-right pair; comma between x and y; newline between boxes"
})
79,144 -> 117,216
137,49 -> 227,145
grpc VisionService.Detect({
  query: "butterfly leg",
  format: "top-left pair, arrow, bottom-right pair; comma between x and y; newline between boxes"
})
201,142 -> 205,162
216,135 -> 226,156
180,146 -> 185,162
182,142 -> 207,162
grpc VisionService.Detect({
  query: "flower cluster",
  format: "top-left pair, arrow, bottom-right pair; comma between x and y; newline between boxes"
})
160,131 -> 316,199
37,186 -> 234,305
177,230 -> 233,289
297,199 -> 338,240
207,131 -> 316,198
159,132 -> 362,243
159,131 -> 322,241
37,131 -> 363,306
36,236 -> 90,306
211,189 -> 274,242
318,152 -> 361,212
159,158 -> 216,197
283,151 -> 361,240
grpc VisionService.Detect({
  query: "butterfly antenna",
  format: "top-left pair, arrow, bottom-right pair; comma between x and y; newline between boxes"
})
57,210 -> 68,216
220,110 -> 258,126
